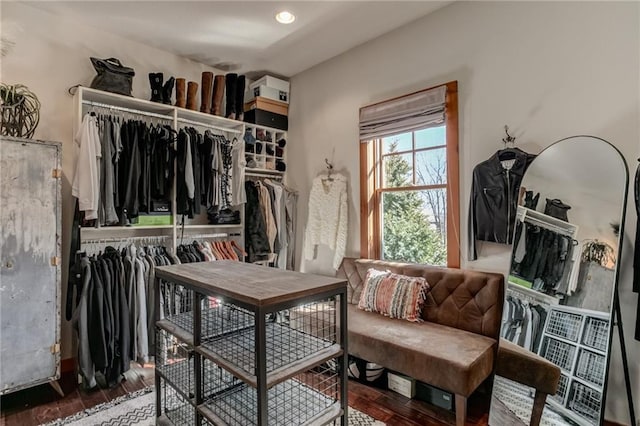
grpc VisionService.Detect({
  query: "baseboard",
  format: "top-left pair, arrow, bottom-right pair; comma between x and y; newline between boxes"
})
61,357 -> 76,374
604,421 -> 627,426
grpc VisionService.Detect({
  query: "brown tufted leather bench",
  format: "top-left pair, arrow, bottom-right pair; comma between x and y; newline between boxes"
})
337,258 -> 504,426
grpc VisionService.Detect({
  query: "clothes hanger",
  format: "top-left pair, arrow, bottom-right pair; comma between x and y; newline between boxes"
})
497,125 -> 520,161
322,158 -> 334,182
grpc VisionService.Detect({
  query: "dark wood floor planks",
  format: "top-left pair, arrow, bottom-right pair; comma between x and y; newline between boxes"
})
1,367 -> 620,426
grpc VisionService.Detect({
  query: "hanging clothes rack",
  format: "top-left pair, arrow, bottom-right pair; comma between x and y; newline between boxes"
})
82,100 -> 173,121
507,282 -> 560,306
177,117 -> 242,135
520,215 -> 576,238
517,206 -> 578,238
246,171 -> 284,180
81,235 -> 170,244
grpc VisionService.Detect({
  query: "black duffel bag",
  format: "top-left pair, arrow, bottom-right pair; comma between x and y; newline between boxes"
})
90,57 -> 135,96
544,198 -> 571,222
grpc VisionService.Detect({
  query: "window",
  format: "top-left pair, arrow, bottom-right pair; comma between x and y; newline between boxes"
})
360,81 -> 459,267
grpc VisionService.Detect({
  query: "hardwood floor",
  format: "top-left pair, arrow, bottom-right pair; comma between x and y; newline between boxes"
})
0,369 -> 624,426
1,366 -> 490,426
0,365 -> 154,426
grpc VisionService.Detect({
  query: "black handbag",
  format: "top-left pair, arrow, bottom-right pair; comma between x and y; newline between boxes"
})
89,57 -> 135,96
544,198 -> 571,222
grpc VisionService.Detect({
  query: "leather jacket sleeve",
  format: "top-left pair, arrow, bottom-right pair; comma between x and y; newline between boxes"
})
468,174 -> 479,261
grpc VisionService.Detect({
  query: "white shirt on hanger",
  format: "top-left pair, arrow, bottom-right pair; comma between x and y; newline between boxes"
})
304,172 -> 348,270
72,114 -> 102,220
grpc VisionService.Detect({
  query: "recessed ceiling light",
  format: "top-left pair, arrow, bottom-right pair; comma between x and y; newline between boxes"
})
275,11 -> 295,24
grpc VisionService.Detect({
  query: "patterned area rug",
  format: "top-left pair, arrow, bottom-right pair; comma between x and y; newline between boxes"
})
41,386 -> 385,426
491,376 -> 574,426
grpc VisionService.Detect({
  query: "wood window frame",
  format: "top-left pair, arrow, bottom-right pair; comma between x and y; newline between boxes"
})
359,80 -> 460,267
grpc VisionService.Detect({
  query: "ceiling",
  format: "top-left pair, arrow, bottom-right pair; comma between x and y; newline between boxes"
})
27,1 -> 448,78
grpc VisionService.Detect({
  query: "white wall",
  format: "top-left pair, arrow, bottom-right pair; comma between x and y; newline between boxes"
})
288,1 -> 639,423
0,2 -> 226,360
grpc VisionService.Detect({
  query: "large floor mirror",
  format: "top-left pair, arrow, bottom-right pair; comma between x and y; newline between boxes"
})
488,136 -> 628,426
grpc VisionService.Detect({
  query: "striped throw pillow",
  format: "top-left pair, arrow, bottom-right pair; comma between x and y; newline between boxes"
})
357,269 -> 430,322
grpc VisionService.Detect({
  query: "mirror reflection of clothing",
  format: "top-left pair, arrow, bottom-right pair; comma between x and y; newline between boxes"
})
468,148 -> 536,260
501,295 -> 548,353
511,221 -> 573,295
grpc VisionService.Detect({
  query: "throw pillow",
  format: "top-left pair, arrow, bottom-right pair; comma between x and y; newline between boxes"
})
357,268 -> 430,322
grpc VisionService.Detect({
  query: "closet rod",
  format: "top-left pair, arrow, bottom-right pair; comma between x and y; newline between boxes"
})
82,100 -> 173,120
176,117 -> 242,135
81,235 -> 170,244
246,171 -> 284,179
507,284 -> 559,306
180,232 -> 236,240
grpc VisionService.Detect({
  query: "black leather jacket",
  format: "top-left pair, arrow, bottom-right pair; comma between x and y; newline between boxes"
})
468,148 -> 536,260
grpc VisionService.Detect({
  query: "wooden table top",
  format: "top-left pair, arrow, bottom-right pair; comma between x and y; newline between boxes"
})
155,261 -> 346,307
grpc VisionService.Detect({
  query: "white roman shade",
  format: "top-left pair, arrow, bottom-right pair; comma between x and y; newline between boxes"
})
359,85 -> 447,141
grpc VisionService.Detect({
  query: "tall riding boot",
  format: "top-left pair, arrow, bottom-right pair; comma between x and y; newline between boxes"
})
200,72 -> 213,113
225,73 -> 238,119
211,75 -> 225,116
235,75 -> 246,121
186,81 -> 199,111
175,78 -> 186,108
149,72 -> 163,102
162,76 -> 175,105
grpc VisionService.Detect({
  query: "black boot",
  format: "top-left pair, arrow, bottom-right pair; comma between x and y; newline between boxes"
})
149,72 -> 164,103
225,73 -> 238,119
235,75 -> 246,121
162,76 -> 175,105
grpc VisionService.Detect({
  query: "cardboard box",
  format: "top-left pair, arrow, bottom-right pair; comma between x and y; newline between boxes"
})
387,372 -> 416,398
245,97 -> 289,116
249,75 -> 290,93
132,214 -> 172,226
251,85 -> 289,104
244,109 -> 288,130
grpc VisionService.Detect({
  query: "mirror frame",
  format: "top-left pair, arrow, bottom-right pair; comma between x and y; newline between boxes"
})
489,135 -> 629,426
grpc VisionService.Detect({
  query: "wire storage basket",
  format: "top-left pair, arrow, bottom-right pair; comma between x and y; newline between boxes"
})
574,349 -> 606,387
200,297 -> 337,377
160,280 -> 195,334
568,381 -> 602,423
156,329 -> 195,399
160,377 -> 195,425
550,374 -> 569,405
541,337 -> 577,372
545,310 -> 583,342
200,363 -> 339,426
201,358 -> 242,400
581,317 -> 609,352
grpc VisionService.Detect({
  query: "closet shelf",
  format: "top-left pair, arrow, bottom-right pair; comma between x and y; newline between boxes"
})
78,86 -> 245,133
176,110 -> 243,134
79,86 -> 174,116
182,224 -> 243,229
516,206 -> 578,236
